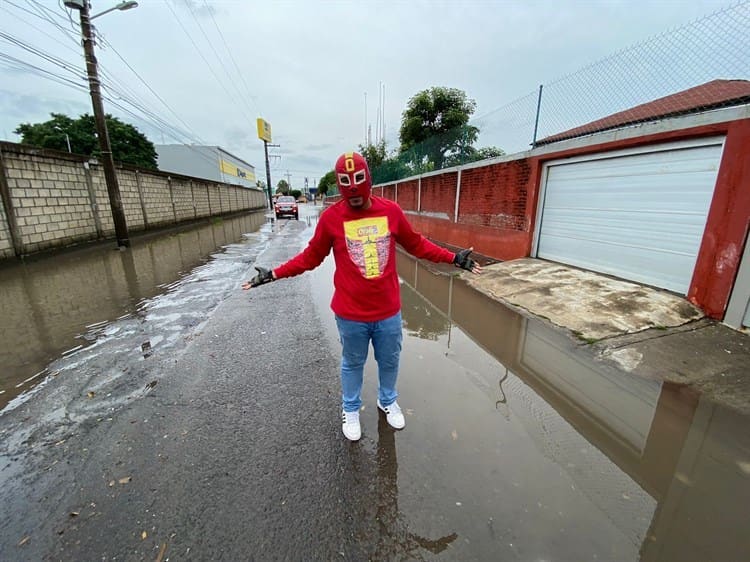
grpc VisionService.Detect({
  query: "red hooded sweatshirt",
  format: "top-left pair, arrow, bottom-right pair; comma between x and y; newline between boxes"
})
273,196 -> 456,322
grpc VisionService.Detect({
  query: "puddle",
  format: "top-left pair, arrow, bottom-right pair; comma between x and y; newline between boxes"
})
311,248 -> 750,560
0,212 -> 268,409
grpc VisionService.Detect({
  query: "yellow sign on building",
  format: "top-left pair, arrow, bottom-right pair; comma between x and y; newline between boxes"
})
220,159 -> 256,182
257,118 -> 272,142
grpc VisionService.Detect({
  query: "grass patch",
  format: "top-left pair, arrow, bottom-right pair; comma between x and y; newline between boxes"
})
572,330 -> 599,344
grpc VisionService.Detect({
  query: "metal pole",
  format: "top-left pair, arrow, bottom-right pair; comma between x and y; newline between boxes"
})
531,84 -> 543,149
263,139 -> 272,208
79,1 -> 129,247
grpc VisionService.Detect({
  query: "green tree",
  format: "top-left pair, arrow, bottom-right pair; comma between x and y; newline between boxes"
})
444,144 -> 505,167
357,139 -> 387,170
276,179 -> 290,194
14,112 -> 157,169
290,189 -> 302,199
317,170 -> 336,196
371,156 -> 412,184
398,87 -> 478,170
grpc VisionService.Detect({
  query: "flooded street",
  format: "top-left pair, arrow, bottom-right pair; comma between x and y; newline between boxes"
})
311,239 -> 750,560
0,211 -> 268,408
1,204 -> 749,561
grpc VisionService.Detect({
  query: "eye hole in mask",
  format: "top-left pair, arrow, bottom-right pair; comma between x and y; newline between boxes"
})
338,173 -> 351,186
354,171 -> 366,185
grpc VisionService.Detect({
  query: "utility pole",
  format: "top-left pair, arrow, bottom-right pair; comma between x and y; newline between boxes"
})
263,140 -> 276,207
284,171 -> 292,192
78,1 -> 129,247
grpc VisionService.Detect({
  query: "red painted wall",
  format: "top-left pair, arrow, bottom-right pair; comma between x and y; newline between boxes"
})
327,117 -> 749,318
397,180 -> 418,211
688,119 -> 750,317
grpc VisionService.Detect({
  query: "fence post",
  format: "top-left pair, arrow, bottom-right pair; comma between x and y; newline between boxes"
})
135,169 -> 148,229
417,176 -> 422,213
395,182 -> 398,205
532,84 -> 544,149
84,161 -> 104,237
0,148 -> 24,256
206,184 -> 212,216
454,169 -> 462,223
190,180 -> 197,219
167,176 -> 177,221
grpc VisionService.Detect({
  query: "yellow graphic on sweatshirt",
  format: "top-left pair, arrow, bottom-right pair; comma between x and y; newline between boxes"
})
343,216 -> 390,279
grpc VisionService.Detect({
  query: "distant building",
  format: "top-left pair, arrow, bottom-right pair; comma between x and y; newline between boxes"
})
155,145 -> 256,188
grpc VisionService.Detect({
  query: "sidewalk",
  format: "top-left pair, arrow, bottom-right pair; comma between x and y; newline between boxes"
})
466,258 -> 750,415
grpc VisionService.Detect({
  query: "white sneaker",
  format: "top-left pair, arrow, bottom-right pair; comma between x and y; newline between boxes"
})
377,400 -> 405,429
342,410 -> 361,441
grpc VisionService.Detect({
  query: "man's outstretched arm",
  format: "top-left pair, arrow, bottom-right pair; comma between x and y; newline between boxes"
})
453,247 -> 482,275
241,266 -> 275,290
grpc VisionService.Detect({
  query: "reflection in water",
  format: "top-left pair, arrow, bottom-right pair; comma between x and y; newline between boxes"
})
395,251 -> 750,561
400,281 -> 451,340
372,412 -> 458,559
0,212 -> 267,407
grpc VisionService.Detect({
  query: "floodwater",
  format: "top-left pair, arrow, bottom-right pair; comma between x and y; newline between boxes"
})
311,247 -> 750,561
1,205 -> 749,560
0,211 -> 268,408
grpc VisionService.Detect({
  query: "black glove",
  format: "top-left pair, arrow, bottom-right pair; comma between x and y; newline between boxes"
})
453,248 -> 477,272
249,266 -> 275,287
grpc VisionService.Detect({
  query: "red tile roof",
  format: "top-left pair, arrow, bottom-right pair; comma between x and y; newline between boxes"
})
536,79 -> 750,145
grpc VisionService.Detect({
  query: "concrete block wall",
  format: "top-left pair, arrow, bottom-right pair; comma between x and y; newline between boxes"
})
0,196 -> 13,258
4,151 -> 99,254
139,171 -> 173,227
117,169 -> 146,231
171,177 -> 196,222
0,142 -> 265,259
194,181 -> 210,217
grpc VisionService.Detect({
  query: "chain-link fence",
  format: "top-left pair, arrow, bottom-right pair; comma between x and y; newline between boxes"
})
371,1 -> 750,183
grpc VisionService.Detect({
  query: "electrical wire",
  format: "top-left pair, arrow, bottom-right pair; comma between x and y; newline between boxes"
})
182,0 -> 257,123
97,35 -> 207,145
3,1 -> 259,176
0,4 -> 81,57
201,0 -> 261,117
164,0 -> 255,126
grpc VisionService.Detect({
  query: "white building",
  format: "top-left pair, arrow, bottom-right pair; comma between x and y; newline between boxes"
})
155,145 -> 256,188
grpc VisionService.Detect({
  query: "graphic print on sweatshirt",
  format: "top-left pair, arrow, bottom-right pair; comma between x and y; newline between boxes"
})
343,216 -> 390,278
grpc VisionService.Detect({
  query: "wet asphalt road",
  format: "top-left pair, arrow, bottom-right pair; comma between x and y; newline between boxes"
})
1,216 -> 456,561
4,207 -> 750,561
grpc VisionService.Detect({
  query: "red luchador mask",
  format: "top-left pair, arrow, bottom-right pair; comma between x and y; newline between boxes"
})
335,152 -> 372,205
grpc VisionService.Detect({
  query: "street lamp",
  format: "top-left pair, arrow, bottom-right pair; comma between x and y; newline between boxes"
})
91,1 -> 138,20
64,0 -> 138,248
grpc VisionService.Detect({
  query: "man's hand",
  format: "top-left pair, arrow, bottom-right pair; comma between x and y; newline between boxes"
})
453,247 -> 482,274
242,266 -> 275,290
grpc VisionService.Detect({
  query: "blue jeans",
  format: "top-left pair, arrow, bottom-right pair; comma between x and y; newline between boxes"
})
335,312 -> 403,413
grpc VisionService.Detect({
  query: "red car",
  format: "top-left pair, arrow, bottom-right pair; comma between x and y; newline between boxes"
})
274,195 -> 299,220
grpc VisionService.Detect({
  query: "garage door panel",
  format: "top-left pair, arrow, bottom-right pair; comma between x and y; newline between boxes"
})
537,140 -> 724,294
544,209 -> 709,248
540,235 -> 695,292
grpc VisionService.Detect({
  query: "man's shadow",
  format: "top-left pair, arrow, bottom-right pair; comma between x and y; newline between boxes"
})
372,410 -> 458,559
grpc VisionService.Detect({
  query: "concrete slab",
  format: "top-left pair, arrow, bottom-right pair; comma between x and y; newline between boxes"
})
458,257 -> 750,415
466,258 -> 704,341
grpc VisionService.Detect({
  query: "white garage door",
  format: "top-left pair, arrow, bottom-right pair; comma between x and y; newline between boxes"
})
535,138 -> 725,294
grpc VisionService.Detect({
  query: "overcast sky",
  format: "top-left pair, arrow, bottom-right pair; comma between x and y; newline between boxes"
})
0,0 -> 739,188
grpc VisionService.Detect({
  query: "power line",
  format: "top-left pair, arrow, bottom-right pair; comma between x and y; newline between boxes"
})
165,0 -> 255,125
201,0 -> 261,117
97,35 -> 206,144
0,4 -> 81,57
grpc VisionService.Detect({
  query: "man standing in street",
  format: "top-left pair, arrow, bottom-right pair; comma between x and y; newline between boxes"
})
243,152 -> 482,441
